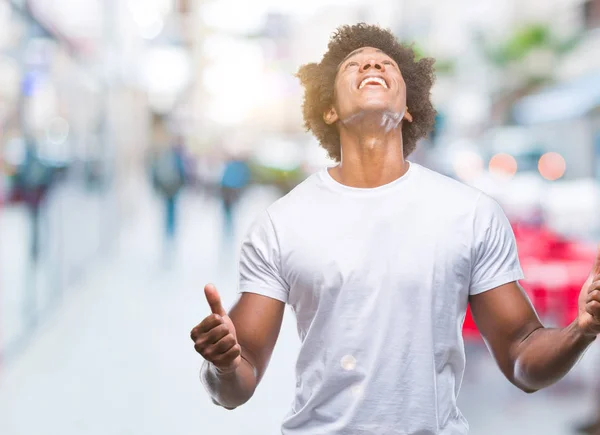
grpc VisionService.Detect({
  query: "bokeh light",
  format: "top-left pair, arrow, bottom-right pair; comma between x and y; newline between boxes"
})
488,153 -> 518,177
538,151 -> 566,181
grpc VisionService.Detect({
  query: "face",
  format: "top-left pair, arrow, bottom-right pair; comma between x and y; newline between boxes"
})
324,47 -> 408,125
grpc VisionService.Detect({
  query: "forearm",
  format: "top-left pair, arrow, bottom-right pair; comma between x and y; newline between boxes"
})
200,357 -> 258,409
513,320 -> 596,392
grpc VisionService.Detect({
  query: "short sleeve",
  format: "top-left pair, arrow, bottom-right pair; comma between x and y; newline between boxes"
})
469,193 -> 525,295
238,210 -> 289,303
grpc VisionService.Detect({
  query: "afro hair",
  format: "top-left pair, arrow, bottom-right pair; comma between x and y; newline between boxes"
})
296,23 -> 437,162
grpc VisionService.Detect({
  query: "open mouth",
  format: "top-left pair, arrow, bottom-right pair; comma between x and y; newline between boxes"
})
358,76 -> 388,90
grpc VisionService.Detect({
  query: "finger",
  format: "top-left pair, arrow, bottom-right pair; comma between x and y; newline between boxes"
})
194,328 -> 229,355
193,325 -> 230,356
202,337 -> 236,361
212,345 -> 242,368
211,334 -> 237,355
194,340 -> 208,355
198,334 -> 236,360
197,313 -> 224,334
589,279 -> 600,292
586,300 -> 600,318
202,324 -> 231,345
592,243 -> 600,277
588,289 -> 600,304
204,283 -> 226,317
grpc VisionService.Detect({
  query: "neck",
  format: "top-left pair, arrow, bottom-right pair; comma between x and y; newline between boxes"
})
330,112 -> 408,188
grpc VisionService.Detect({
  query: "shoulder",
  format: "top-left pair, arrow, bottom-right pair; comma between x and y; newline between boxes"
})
265,171 -> 323,220
471,191 -> 512,234
413,163 -> 483,206
240,172 -> 322,240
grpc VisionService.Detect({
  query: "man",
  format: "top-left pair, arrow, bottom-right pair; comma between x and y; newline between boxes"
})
190,23 -> 600,434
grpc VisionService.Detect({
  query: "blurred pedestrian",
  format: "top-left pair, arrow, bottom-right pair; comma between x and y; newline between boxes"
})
219,155 -> 251,239
12,141 -> 54,263
151,136 -> 187,254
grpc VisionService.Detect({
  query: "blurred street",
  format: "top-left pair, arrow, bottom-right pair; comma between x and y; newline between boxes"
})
1,182 -> 599,435
0,183 -> 302,435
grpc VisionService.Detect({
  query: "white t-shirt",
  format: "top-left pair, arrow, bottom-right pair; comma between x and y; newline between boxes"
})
238,162 -> 524,435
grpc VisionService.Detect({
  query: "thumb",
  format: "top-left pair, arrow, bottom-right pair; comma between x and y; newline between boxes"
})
204,283 -> 226,316
592,243 -> 600,277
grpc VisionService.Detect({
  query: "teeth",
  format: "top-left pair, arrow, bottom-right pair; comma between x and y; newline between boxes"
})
359,77 -> 387,89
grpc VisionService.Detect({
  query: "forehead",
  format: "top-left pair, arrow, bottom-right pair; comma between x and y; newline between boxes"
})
340,46 -> 391,65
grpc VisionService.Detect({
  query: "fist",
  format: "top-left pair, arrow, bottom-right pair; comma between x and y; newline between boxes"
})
190,284 -> 242,374
578,246 -> 600,336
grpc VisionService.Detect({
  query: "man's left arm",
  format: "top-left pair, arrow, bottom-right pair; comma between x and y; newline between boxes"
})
470,259 -> 600,393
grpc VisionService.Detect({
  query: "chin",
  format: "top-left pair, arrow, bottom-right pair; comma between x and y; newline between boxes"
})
359,98 -> 402,112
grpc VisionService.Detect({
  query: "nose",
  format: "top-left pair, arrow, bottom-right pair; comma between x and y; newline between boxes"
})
360,59 -> 385,73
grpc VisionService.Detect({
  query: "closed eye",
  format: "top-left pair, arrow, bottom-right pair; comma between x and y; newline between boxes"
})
345,61 -> 359,69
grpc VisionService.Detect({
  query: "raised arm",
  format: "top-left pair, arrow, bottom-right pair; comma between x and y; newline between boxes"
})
190,284 -> 285,409
467,192 -> 600,393
470,252 -> 600,393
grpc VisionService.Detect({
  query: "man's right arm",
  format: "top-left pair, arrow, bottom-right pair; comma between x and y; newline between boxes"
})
197,290 -> 285,410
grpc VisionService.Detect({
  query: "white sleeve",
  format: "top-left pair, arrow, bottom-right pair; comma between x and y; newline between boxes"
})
469,193 -> 525,295
238,210 -> 289,303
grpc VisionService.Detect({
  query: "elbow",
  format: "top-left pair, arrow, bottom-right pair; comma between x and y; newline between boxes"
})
211,397 -> 246,410
212,396 -> 252,411
211,398 -> 232,409
512,360 -> 544,394
515,374 -> 554,393
519,385 -> 539,394
512,377 -> 542,394
511,373 -> 540,393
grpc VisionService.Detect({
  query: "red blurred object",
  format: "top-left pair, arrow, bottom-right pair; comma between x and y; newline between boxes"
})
463,222 -> 597,341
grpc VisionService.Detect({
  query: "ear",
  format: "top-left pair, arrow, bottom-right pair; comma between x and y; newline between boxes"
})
404,107 -> 413,123
323,107 -> 339,125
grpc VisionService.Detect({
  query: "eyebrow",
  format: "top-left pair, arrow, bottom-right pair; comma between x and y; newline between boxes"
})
338,48 -> 384,69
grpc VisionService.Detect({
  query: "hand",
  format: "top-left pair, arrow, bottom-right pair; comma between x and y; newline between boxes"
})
190,284 -> 242,374
577,245 -> 600,336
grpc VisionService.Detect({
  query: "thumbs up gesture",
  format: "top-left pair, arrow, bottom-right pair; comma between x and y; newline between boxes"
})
577,245 -> 600,336
190,284 -> 242,374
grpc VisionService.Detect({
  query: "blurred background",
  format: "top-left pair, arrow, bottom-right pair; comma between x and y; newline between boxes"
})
0,0 -> 599,434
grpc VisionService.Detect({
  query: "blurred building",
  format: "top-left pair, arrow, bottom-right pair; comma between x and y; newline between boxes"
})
512,0 -> 600,180
0,0 -> 172,360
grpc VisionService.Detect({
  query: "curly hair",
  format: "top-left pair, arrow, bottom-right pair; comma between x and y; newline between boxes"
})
296,23 -> 437,162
